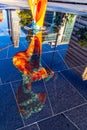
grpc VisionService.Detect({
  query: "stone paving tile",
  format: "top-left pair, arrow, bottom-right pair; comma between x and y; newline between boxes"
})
0,36 -> 11,48
0,83 -> 24,130
38,114 -> 79,130
11,80 -> 52,125
7,42 -> 26,58
42,44 -> 68,52
65,104 -> 87,130
58,49 -> 68,59
44,72 -> 86,114
0,48 -> 9,59
0,58 -> 22,83
19,124 -> 39,130
42,51 -> 68,72
61,69 -> 87,99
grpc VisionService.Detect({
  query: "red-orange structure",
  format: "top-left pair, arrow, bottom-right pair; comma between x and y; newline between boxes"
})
13,0 -> 54,118
0,10 -> 3,22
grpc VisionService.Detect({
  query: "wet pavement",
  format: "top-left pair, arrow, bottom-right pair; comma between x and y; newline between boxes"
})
0,9 -> 87,130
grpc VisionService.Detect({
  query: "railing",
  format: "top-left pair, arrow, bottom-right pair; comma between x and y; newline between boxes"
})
48,0 -> 87,4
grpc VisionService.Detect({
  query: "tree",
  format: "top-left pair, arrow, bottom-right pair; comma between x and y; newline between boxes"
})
18,10 -> 32,26
76,27 -> 87,48
67,14 -> 75,25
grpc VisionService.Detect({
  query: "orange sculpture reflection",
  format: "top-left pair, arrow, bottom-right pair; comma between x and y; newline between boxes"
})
13,0 -> 54,118
0,10 -> 3,22
28,0 -> 47,27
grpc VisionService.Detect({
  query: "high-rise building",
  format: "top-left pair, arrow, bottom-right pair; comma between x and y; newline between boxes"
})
62,14 -> 76,43
7,9 -> 20,48
45,11 -> 76,44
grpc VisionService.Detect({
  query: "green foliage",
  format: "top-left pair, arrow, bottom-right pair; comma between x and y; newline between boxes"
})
18,10 -> 32,26
54,12 -> 75,27
67,14 -> 75,25
76,27 -> 87,48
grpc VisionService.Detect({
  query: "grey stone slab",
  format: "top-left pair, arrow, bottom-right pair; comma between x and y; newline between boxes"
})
38,114 -> 79,130
0,83 -> 23,130
65,104 -> 87,130
45,72 -> 86,114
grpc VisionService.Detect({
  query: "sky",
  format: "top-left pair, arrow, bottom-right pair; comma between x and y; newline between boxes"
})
0,10 -> 9,36
0,10 -> 26,37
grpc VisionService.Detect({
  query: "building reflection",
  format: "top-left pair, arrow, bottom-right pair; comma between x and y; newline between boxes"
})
7,9 -> 20,48
65,15 -> 87,80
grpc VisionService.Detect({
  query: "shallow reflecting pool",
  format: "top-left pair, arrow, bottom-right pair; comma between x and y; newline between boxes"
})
0,8 -> 87,130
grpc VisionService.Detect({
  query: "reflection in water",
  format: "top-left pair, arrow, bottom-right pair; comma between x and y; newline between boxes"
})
76,27 -> 87,48
65,15 -> 87,80
0,10 -> 3,22
13,0 -> 54,119
7,10 -> 20,48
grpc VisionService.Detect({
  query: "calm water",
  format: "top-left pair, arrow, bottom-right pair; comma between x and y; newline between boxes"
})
0,9 -> 87,130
